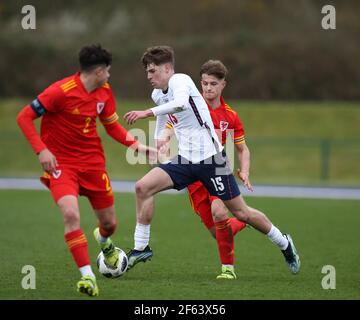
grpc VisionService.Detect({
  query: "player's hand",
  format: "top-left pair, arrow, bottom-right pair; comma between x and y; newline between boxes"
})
137,144 -> 158,163
158,142 -> 171,164
237,169 -> 253,192
38,148 -> 58,174
156,139 -> 167,150
124,110 -> 153,125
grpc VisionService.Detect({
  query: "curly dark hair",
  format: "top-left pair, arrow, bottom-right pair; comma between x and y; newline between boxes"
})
141,45 -> 175,68
200,60 -> 228,80
79,44 -> 112,71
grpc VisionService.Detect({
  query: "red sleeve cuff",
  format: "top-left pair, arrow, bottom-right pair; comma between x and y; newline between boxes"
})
104,122 -> 138,147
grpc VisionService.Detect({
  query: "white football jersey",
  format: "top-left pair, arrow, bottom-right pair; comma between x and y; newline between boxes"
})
151,73 -> 223,163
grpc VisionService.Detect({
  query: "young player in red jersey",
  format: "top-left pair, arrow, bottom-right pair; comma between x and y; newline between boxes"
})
16,44 -> 156,297
162,60 -> 251,279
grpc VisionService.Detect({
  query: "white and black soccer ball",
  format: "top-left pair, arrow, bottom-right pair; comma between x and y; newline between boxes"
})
96,247 -> 128,278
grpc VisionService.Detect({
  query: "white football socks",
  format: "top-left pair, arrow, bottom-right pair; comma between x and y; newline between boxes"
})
267,225 -> 289,250
79,265 -> 95,278
134,223 -> 150,251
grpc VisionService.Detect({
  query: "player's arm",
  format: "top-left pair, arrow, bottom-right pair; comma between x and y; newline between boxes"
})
158,122 -> 174,148
231,113 -> 253,191
124,97 -> 188,124
102,120 -> 157,161
101,91 -> 157,160
16,99 -> 58,174
124,76 -> 190,124
156,122 -> 175,163
235,142 -> 253,192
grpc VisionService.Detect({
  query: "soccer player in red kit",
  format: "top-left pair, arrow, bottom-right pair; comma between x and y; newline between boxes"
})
163,60 -> 253,279
16,44 -> 155,296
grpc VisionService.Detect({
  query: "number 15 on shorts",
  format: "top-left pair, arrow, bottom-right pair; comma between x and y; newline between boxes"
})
211,177 -> 224,192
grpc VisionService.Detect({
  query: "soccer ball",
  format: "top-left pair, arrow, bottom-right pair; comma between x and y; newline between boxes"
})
96,247 -> 128,278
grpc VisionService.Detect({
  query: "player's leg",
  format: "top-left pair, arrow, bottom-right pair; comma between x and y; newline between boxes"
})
188,184 -> 239,279
211,198 -> 236,279
79,170 -> 119,270
56,194 -> 98,296
210,195 -> 247,236
127,166 -> 174,269
200,152 -> 300,274
223,194 -> 300,274
188,179 -> 246,279
188,182 -> 246,239
188,183 -> 216,238
93,205 -> 119,269
47,168 -> 99,296
189,186 -> 235,278
210,195 -> 247,279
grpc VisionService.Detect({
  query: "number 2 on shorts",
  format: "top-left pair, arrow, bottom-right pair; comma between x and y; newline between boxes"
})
102,173 -> 111,191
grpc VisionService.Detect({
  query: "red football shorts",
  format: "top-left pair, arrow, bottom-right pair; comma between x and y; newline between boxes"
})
187,181 -> 219,230
40,167 -> 114,210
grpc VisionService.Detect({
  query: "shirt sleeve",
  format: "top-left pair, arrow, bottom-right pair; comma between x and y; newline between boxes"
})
233,114 -> 245,145
37,84 -> 64,113
99,90 -> 120,126
150,75 -> 190,116
104,122 -> 139,148
16,105 -> 47,154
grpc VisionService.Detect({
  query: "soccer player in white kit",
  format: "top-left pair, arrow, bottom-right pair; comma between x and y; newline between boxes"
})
124,46 -> 300,276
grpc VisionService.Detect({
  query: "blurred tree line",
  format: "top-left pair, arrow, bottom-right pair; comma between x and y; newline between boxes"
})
0,0 -> 359,100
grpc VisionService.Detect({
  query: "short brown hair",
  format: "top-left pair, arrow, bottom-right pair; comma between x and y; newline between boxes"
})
141,46 -> 175,68
200,60 -> 228,80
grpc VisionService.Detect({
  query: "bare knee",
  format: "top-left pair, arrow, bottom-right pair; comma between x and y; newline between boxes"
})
135,180 -> 151,198
95,205 -> 118,237
101,218 -> 117,236
211,200 -> 229,222
61,206 -> 80,227
101,214 -> 117,231
232,206 -> 251,222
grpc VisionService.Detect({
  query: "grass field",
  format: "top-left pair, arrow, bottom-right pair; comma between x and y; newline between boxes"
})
1,99 -> 360,186
0,189 -> 359,300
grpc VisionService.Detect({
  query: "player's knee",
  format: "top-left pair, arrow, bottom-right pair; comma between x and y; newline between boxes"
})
211,201 -> 228,222
62,206 -> 80,225
135,180 -> 150,198
233,207 -> 251,222
100,218 -> 117,236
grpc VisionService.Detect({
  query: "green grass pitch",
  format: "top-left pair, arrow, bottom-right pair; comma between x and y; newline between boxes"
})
0,190 -> 359,300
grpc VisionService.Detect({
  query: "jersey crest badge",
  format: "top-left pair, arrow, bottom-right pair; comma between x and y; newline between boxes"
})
97,102 -> 105,114
52,170 -> 62,179
220,121 -> 229,131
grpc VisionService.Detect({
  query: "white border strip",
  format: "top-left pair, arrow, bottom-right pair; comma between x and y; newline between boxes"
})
0,178 -> 359,200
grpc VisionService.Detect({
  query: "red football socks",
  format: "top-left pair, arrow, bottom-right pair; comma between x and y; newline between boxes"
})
229,217 -> 247,236
215,219 -> 234,265
65,229 -> 90,267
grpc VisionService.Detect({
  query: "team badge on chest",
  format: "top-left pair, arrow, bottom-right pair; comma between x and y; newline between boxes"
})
52,170 -> 62,179
97,102 -> 105,114
220,121 -> 229,131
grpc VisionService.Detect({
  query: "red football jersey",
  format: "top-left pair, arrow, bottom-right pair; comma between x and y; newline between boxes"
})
37,72 -> 119,170
207,96 -> 245,146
